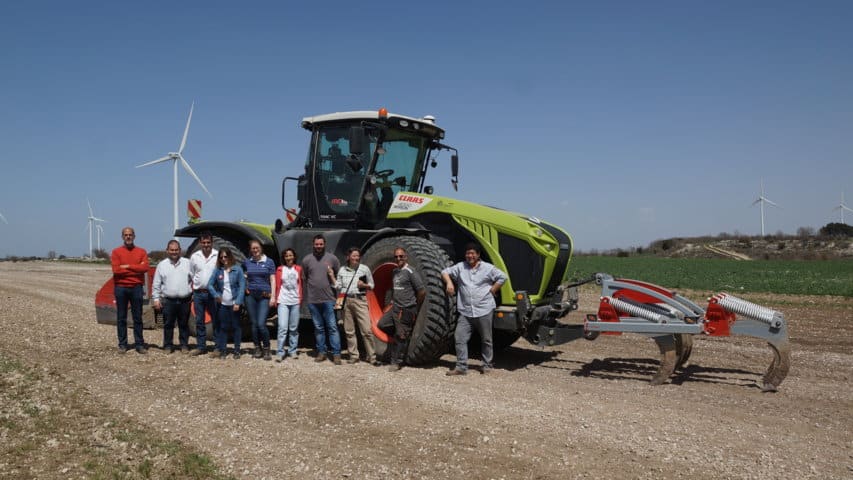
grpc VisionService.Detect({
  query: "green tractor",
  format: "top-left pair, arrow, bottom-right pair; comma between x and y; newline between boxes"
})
175,108 -> 576,363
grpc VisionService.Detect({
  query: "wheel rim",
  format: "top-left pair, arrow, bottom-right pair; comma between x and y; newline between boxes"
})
368,261 -> 396,343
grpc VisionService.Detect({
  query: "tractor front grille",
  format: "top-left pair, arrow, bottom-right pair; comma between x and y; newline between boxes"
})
498,233 -> 544,295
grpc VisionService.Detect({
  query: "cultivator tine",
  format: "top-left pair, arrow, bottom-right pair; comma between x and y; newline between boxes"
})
674,334 -> 693,370
762,340 -> 791,392
707,293 -> 791,391
650,335 -> 678,385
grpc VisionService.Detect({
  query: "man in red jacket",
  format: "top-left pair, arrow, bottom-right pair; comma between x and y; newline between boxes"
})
111,227 -> 150,354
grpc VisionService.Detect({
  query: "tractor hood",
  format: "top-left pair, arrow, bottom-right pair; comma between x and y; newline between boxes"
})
386,192 -> 573,299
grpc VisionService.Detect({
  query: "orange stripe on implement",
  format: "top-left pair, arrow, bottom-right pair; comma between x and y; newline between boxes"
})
190,301 -> 212,324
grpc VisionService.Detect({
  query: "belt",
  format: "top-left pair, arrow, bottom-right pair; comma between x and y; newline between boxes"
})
164,296 -> 192,302
193,288 -> 209,293
346,293 -> 366,299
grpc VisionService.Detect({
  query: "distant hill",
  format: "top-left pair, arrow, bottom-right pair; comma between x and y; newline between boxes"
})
579,234 -> 853,260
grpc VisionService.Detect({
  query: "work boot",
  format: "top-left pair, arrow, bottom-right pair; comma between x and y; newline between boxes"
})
253,346 -> 263,359
446,368 -> 467,376
164,345 -> 174,354
180,345 -> 190,354
347,357 -> 360,364
333,355 -> 342,365
315,353 -> 327,363
263,348 -> 272,361
136,346 -> 148,354
117,346 -> 128,354
190,348 -> 205,356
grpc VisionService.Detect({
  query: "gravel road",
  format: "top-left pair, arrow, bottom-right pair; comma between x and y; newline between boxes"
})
1,262 -> 851,479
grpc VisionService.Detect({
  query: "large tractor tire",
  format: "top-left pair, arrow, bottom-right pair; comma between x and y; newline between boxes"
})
361,236 -> 454,365
185,236 -> 252,341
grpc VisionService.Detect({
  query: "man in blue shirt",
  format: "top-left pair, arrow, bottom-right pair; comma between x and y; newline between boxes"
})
442,243 -> 506,376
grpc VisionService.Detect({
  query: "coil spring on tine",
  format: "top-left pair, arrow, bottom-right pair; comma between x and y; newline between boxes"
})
714,293 -> 783,328
606,297 -> 665,323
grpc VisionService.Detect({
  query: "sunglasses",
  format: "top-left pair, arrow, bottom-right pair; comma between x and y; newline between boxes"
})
394,255 -> 406,259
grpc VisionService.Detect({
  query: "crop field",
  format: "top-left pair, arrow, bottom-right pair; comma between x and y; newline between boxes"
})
568,256 -> 853,297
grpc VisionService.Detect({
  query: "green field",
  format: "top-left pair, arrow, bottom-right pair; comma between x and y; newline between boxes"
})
567,256 -> 853,297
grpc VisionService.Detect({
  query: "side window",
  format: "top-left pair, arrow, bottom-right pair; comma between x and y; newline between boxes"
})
315,128 -> 365,215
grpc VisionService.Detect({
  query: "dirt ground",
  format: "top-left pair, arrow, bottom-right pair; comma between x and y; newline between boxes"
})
1,262 -> 851,479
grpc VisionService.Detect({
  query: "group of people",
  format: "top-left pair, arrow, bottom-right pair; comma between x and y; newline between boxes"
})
111,227 -> 507,374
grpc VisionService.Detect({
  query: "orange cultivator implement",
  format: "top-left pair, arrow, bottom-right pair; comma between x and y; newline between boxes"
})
582,274 -> 790,391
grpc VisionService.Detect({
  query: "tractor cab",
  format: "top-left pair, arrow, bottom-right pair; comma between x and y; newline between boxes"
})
282,109 -> 458,230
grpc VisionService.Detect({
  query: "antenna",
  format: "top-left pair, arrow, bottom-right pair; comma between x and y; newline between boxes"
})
137,101 -> 212,237
833,192 -> 853,224
751,179 -> 779,236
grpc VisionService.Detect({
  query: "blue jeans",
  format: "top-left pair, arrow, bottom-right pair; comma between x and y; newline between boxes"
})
115,285 -> 144,348
308,302 -> 340,356
193,291 -> 217,351
246,294 -> 271,349
215,304 -> 242,353
162,298 -> 191,349
277,303 -> 300,357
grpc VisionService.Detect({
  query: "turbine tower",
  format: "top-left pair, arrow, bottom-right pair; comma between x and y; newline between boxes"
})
751,179 -> 779,236
86,199 -> 107,258
137,101 -> 212,236
833,192 -> 853,224
96,224 -> 105,252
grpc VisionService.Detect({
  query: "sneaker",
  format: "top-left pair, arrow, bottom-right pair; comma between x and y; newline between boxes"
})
371,360 -> 382,367
136,346 -> 148,354
263,349 -> 272,361
233,352 -> 241,360
275,355 -> 284,363
446,368 -> 467,376
288,353 -> 299,360
253,347 -> 263,359
164,346 -> 174,354
190,349 -> 205,356
180,346 -> 190,354
333,355 -> 342,366
388,363 -> 403,372
219,351 -> 227,359
347,357 -> 360,365
118,346 -> 128,354
315,354 -> 327,363
481,367 -> 493,375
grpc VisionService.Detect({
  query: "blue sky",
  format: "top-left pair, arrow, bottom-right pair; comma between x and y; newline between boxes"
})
1,1 -> 851,257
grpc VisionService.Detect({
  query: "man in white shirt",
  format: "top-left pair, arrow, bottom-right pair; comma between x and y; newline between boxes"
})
188,233 -> 219,355
152,240 -> 193,353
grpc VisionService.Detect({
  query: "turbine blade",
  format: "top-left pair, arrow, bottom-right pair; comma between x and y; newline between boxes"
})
136,155 -> 173,168
843,205 -> 853,213
92,217 -> 107,223
0,212 -> 8,224
179,101 -> 194,154
751,198 -> 761,206
765,198 -> 779,207
180,155 -> 212,198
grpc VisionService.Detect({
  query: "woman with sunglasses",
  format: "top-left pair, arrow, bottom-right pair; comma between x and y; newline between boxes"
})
207,247 -> 246,359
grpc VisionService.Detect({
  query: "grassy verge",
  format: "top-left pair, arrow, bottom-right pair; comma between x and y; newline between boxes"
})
0,354 -> 233,480
568,256 -> 853,297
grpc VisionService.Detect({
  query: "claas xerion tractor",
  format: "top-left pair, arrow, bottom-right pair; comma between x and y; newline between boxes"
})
95,107 -> 790,390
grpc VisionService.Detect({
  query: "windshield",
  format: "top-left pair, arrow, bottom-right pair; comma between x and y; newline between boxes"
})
308,124 -> 430,220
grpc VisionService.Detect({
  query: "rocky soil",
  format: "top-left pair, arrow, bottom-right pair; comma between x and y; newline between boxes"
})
1,262 -> 851,479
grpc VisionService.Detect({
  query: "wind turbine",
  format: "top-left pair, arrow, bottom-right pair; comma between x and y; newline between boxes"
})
86,199 -> 107,258
0,211 -> 7,224
751,179 -> 779,236
96,224 -> 105,252
833,192 -> 853,224
137,101 -> 212,236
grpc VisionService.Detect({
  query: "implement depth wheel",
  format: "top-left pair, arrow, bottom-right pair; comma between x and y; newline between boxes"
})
362,236 -> 454,365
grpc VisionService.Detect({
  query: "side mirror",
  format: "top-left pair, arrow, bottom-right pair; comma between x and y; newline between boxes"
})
451,154 -> 459,191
